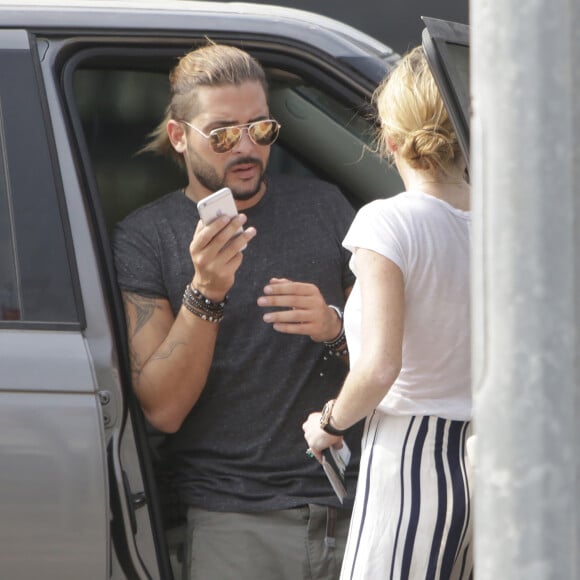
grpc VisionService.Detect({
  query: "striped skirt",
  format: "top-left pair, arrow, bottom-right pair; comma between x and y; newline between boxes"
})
340,412 -> 473,580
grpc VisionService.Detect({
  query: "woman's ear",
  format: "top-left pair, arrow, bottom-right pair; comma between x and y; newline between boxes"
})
386,137 -> 398,155
167,119 -> 187,153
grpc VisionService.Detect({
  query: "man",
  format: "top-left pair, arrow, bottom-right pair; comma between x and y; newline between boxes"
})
113,43 -> 361,579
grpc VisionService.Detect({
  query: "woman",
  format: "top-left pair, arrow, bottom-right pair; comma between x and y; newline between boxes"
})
303,46 -> 473,579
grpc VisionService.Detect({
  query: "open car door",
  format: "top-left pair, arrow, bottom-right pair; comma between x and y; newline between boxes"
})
421,17 -> 470,170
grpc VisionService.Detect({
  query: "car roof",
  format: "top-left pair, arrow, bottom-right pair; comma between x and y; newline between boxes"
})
0,0 -> 399,88
0,1 -> 397,65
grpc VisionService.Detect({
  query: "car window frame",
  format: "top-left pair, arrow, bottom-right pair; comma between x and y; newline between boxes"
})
0,30 -> 83,330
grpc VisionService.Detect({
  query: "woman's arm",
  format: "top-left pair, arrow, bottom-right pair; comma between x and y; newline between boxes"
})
303,248 -> 404,458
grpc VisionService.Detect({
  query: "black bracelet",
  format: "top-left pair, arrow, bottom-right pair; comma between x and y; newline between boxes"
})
182,285 -> 227,323
184,285 -> 227,311
324,305 -> 348,357
324,326 -> 348,357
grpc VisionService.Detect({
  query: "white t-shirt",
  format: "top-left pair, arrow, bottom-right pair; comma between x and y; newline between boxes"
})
343,190 -> 472,420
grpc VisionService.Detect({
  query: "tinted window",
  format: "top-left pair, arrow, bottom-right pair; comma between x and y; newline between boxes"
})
439,42 -> 469,126
73,68 -> 183,231
0,47 -> 80,326
0,118 -> 20,321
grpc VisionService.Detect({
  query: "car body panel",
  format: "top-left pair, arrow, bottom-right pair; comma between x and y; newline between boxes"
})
0,0 -> 398,83
0,331 -> 94,391
0,391 -> 109,579
0,26 -> 114,578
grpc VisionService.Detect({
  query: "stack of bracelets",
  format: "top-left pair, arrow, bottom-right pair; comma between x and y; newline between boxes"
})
182,284 -> 227,323
324,327 -> 348,357
324,305 -> 349,357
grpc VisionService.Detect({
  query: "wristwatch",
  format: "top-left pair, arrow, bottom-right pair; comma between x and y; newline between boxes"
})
320,399 -> 348,436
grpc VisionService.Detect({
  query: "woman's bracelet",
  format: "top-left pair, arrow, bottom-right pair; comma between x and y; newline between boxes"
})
182,284 -> 227,323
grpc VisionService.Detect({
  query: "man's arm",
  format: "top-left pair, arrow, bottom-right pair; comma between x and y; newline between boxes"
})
122,291 -> 219,433
122,213 -> 256,434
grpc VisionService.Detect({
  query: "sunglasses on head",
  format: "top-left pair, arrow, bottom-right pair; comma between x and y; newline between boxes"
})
182,119 -> 281,153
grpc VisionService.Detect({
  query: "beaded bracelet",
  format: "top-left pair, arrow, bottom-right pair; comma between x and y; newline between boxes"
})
324,326 -> 348,357
323,305 -> 348,357
182,284 -> 227,323
184,285 -> 227,312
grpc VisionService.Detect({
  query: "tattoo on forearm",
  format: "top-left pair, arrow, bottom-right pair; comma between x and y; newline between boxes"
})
129,344 -> 143,380
122,293 -> 185,386
124,293 -> 159,335
150,340 -> 186,362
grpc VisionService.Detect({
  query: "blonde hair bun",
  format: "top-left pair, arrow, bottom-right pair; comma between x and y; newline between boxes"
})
401,125 -> 457,170
373,46 -> 462,172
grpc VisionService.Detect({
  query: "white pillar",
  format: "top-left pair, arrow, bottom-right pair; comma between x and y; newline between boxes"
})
470,0 -> 580,577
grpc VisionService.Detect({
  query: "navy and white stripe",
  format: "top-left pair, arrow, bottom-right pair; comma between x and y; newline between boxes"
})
341,413 -> 473,580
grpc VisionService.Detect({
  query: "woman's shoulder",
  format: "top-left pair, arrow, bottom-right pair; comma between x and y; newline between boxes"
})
356,191 -> 412,219
361,190 -> 459,220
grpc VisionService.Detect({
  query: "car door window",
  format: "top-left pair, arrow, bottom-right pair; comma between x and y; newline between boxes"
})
0,119 -> 19,321
0,43 -> 80,326
73,67 -> 185,231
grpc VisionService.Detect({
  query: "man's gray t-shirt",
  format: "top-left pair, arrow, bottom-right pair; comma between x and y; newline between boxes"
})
113,174 -> 361,511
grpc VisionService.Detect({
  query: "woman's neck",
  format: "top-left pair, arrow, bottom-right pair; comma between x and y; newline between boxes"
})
397,160 -> 470,211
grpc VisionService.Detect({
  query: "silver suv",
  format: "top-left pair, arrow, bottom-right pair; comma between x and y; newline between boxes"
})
0,1 -> 467,578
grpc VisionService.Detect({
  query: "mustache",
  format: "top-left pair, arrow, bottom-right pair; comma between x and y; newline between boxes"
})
226,156 -> 263,171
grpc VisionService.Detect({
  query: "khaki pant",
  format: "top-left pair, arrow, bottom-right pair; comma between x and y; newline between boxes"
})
183,504 -> 352,580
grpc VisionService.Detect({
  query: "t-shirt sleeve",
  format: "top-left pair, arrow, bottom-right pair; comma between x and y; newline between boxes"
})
112,216 -> 167,298
342,199 -> 407,278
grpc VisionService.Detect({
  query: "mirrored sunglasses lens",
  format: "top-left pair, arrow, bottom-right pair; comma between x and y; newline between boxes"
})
210,127 -> 242,152
249,121 -> 279,145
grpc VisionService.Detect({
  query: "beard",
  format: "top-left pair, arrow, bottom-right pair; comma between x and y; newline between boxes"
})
189,152 -> 266,201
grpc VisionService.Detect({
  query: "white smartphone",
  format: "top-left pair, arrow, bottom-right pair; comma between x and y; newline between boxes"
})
197,187 -> 244,238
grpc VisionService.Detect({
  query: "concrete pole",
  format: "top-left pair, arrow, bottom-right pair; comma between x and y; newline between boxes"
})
470,0 -> 580,578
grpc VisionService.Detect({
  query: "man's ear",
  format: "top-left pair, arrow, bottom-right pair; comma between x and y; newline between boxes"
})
167,119 -> 187,153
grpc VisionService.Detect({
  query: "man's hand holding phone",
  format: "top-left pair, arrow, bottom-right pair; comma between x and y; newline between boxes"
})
197,187 -> 243,235
190,187 -> 256,300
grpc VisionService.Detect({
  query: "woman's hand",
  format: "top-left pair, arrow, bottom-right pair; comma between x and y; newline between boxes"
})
302,412 -> 343,462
